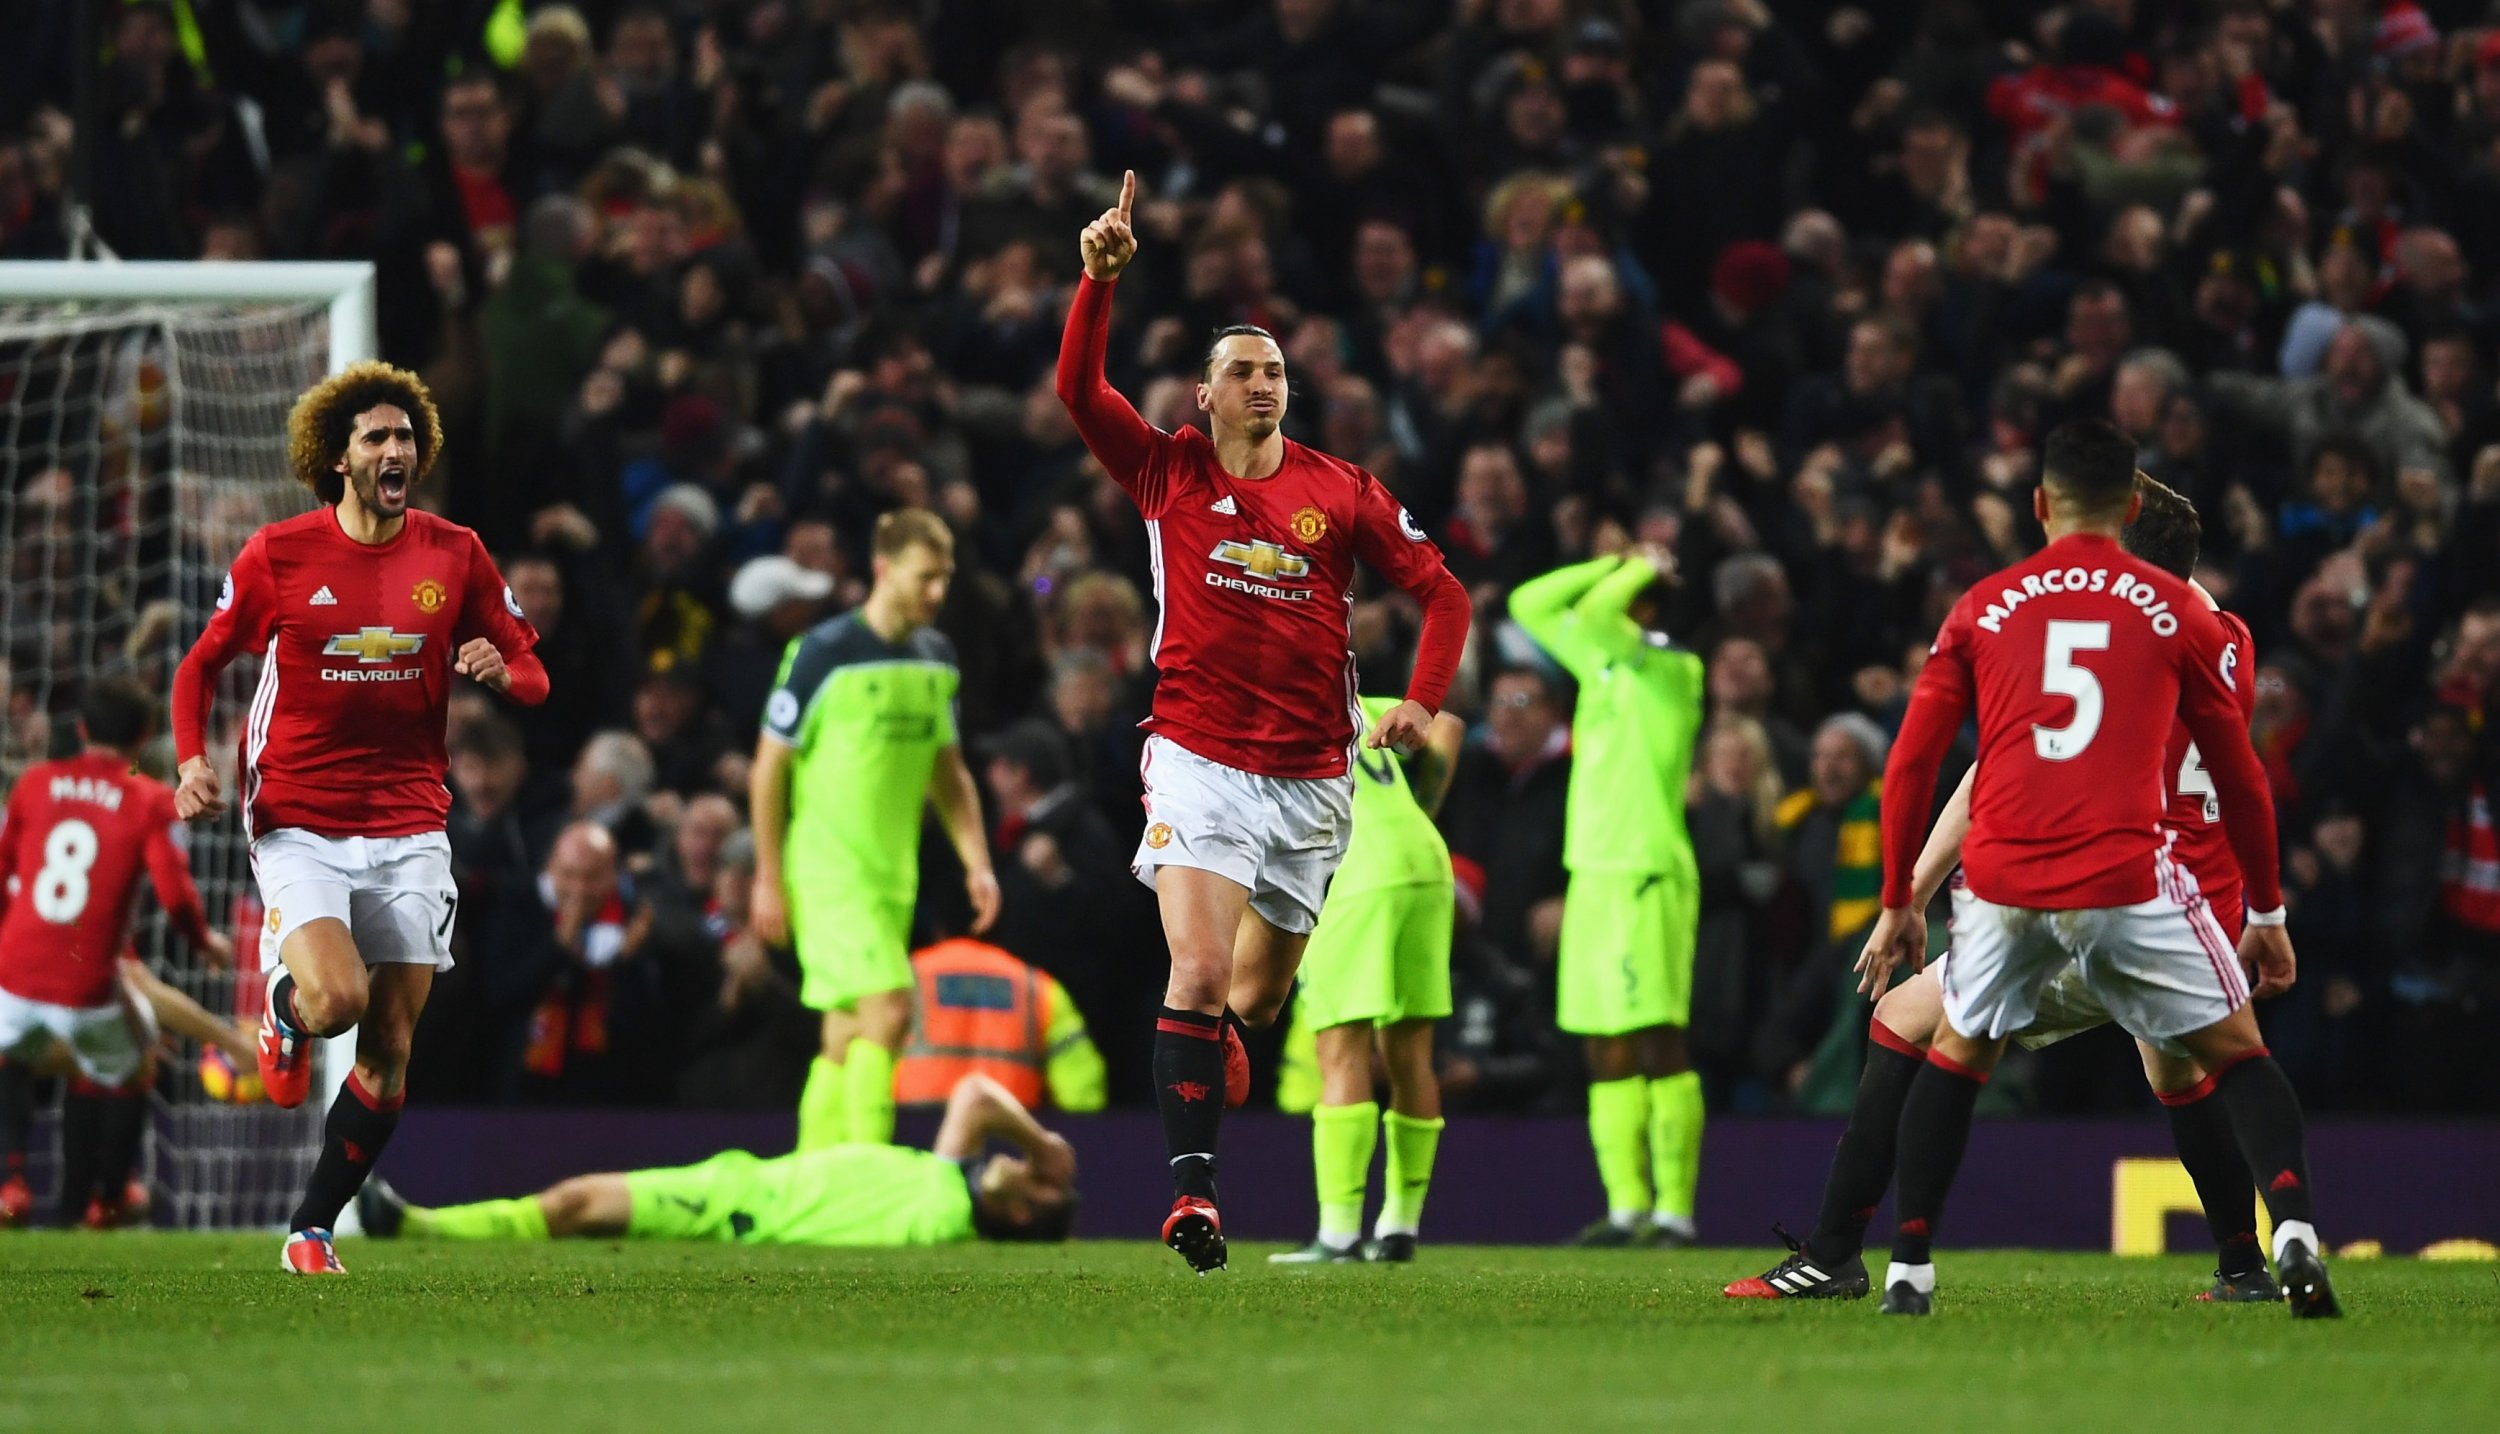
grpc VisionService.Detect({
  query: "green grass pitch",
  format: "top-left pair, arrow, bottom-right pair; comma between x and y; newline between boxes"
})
4,1236 -> 2495,1432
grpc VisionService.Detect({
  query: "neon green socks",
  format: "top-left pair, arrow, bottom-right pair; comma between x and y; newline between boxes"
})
1312,1101 -> 1379,1245
1647,1071 -> 1704,1235
796,1055 -> 847,1152
404,1196 -> 549,1241
844,1041 -> 897,1146
1588,1076 -> 1653,1223
1377,1111 -> 1444,1238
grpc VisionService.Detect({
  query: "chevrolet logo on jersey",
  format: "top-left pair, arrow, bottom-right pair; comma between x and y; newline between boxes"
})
1209,539 -> 1310,580
323,627 -> 426,663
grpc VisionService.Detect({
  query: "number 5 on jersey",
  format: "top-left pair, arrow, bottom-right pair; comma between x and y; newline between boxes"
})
2035,619 -> 2110,760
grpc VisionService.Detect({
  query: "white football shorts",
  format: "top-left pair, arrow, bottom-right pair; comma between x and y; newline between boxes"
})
250,829 -> 457,971
0,974 -> 157,1087
1941,846 -> 2246,1058
1131,734 -> 1353,935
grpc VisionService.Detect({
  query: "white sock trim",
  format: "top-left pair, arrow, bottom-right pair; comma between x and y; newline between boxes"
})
1651,1212 -> 1696,1237
1884,1261 -> 1936,1294
1608,1208 -> 1643,1229
2272,1219 -> 2319,1267
1373,1221 -> 1418,1239
1316,1226 -> 1362,1248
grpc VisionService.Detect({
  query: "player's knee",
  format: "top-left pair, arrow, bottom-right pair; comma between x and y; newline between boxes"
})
293,980 -> 368,1037
1233,987 -> 1287,1029
1870,988 -> 1932,1051
538,1181 -> 592,1236
1163,953 -> 1228,1010
857,997 -> 910,1050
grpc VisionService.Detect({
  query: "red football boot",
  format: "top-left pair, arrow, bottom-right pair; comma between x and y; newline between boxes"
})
1221,1022 -> 1249,1109
256,966 -> 315,1110
0,1175 -> 33,1228
1162,1195 -> 1227,1274
280,1228 -> 346,1275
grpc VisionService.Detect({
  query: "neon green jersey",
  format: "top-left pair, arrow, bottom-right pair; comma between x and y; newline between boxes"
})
763,612 -> 960,904
1507,558 -> 1705,878
1334,695 -> 1452,893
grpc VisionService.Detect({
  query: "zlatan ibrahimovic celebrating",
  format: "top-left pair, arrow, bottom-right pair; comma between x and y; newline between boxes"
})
172,362 -> 548,1275
1056,172 -> 1470,1272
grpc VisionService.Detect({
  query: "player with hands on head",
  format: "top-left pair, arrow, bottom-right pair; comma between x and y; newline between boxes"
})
1059,169 -> 1471,1272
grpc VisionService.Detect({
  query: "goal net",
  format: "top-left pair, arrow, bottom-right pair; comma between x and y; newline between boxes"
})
0,261 -> 374,1229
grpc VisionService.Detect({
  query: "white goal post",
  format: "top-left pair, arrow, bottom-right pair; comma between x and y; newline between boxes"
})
0,261 -> 377,375
0,260 -> 376,1229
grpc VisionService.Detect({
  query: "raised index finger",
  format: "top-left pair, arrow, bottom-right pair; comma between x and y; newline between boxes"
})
1117,169 -> 1136,222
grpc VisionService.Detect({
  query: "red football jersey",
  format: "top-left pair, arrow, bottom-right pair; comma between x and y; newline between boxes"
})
2161,609 -> 2258,908
1057,278 -> 1467,779
173,508 -> 542,839
1883,532 -> 2282,914
0,753 -> 211,1007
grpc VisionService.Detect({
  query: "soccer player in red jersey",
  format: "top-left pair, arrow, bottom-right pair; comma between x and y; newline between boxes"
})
1862,421 -> 2338,1317
1056,172 -> 1471,1272
1728,479 -> 2280,1304
0,678 -> 231,1227
170,362 -> 548,1274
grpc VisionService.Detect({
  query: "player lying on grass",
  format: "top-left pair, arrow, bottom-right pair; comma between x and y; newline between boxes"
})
360,1073 -> 1076,1247
0,678 -> 233,1228
1270,699 -> 1464,1265
1729,477 -> 2281,1305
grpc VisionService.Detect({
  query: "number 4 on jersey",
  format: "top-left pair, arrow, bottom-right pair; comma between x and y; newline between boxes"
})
2178,743 -> 2220,823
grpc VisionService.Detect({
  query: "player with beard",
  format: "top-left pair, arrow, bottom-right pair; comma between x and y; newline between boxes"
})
172,362 -> 548,1274
1057,172 -> 1471,1272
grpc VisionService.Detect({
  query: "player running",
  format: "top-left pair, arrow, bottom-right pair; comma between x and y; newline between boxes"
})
1508,547 -> 1707,1247
359,1073 -> 1075,1248
1270,697 -> 1463,1265
1057,172 -> 1470,1272
171,362 -> 547,1274
748,508 -> 998,1154
0,678 -> 231,1227
1863,420 -> 2336,1317
1729,478 -> 2279,1303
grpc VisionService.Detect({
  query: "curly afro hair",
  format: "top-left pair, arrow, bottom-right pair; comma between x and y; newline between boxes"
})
284,360 -> 443,504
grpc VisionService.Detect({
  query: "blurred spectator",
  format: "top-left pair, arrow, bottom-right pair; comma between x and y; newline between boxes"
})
20,0 -> 2487,1114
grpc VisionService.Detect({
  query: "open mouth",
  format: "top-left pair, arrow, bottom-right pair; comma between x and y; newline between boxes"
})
377,466 -> 408,504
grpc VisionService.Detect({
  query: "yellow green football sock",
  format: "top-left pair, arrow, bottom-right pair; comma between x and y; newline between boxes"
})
1648,1071 -> 1704,1228
1377,1110 -> 1444,1238
1311,1101 -> 1378,1245
1588,1076 -> 1652,1221
844,1041 -> 897,1146
405,1197 -> 548,1241
796,1056 -> 847,1152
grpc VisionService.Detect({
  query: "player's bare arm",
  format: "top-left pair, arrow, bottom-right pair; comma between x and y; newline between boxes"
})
746,734 -> 797,947
1855,765 -> 1973,994
927,744 -> 1000,935
935,1073 -> 1076,1186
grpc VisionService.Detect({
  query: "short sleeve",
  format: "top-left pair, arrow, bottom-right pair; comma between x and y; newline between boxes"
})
1348,471 -> 1449,599
920,630 -> 962,748
763,631 -> 838,748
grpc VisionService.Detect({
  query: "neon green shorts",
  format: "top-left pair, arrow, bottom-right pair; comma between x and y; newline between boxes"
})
1556,870 -> 1697,1036
1296,880 -> 1454,1029
789,887 -> 913,1011
625,1150 -> 769,1242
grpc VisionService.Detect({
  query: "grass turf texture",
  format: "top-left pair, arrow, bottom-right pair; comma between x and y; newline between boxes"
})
4,1237 -> 2495,1432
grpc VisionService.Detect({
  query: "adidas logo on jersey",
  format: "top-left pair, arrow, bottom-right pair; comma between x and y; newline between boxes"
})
310,586 -> 338,606
1210,495 -> 1238,515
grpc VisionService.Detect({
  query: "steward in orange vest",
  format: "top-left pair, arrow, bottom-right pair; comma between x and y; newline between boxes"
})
894,938 -> 1106,1111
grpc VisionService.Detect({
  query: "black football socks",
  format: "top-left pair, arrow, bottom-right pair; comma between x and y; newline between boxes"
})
1154,1006 -> 1224,1201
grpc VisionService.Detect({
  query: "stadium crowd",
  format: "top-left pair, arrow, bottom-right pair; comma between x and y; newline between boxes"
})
6,0 -> 2500,1118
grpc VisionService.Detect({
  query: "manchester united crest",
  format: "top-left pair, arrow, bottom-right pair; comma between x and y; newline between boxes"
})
1289,506 -> 1328,543
411,578 -> 448,614
1146,822 -> 1174,850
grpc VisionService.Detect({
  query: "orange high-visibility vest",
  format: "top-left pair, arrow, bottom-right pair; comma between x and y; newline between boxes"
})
893,938 -> 1052,1108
